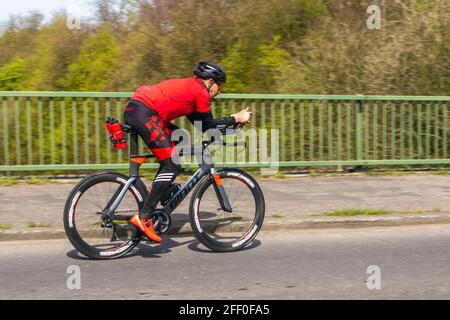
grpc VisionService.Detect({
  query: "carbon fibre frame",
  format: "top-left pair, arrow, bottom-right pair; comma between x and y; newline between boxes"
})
104,128 -> 231,220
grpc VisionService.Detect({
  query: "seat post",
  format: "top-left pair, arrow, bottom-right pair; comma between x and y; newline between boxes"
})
129,132 -> 141,178
129,132 -> 139,156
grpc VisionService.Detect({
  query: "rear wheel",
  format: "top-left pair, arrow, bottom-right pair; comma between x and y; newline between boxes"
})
189,168 -> 265,252
63,172 -> 146,259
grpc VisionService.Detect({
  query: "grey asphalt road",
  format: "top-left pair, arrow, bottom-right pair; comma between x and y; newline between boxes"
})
1,224 -> 450,300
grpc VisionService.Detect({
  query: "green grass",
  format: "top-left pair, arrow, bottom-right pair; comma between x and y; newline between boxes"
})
314,208 -> 443,217
0,176 -> 56,186
258,172 -> 288,179
90,220 -> 130,226
366,170 -> 411,177
268,172 -> 287,179
397,209 -> 427,214
396,208 -> 441,214
0,224 -> 12,230
114,220 -> 130,225
322,209 -> 391,216
302,169 -> 449,178
308,170 -> 321,177
323,172 -> 339,177
271,214 -> 287,218
26,222 -> 53,228
220,216 -> 243,221
25,177 -> 53,185
0,178 -> 19,186
430,171 -> 450,175
177,174 -> 190,182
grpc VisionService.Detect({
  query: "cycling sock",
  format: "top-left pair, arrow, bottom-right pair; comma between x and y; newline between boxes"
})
140,157 -> 181,220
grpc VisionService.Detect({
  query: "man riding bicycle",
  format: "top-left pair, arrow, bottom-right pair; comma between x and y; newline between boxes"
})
124,62 -> 253,243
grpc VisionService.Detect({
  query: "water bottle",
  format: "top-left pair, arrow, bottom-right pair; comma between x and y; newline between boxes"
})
106,117 -> 127,149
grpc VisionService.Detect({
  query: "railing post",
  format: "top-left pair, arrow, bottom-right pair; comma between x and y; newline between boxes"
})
355,96 -> 364,161
1,92 -> 450,172
2,97 -> 10,176
49,98 -> 55,165
14,97 -> 21,165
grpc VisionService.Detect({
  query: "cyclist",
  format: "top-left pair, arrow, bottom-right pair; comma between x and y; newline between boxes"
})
124,61 -> 252,243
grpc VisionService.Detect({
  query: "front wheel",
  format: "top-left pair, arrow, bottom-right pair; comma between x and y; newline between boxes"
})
189,168 -> 265,252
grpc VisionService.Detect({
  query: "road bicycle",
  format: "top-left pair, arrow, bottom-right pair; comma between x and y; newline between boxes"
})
63,121 -> 265,259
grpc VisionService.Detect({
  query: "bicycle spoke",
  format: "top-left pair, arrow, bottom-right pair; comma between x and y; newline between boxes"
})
196,174 -> 258,245
71,179 -> 139,249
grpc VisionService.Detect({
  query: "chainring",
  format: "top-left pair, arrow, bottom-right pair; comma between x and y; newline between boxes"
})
151,209 -> 172,235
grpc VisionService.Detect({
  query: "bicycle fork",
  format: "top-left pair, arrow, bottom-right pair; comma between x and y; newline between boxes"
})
210,168 -> 233,213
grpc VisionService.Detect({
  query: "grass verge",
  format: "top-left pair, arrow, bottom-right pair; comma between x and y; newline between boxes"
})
313,208 -> 442,217
0,178 -> 19,186
26,222 -> 54,228
25,177 -> 54,185
271,214 -> 287,218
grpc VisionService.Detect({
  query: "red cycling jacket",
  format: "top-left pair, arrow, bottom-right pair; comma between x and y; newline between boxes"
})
131,77 -> 211,123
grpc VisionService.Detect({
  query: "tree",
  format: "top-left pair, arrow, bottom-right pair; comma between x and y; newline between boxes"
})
221,0 -> 327,93
156,0 -> 237,78
0,57 -> 25,90
0,0 -> 448,95
67,27 -> 120,91
0,12 -> 44,66
278,0 -> 450,95
21,13 -> 87,91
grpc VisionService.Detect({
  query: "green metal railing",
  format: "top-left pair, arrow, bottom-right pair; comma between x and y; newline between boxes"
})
1,92 -> 450,172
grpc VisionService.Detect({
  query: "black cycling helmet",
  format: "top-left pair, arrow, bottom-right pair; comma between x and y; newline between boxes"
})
193,61 -> 227,85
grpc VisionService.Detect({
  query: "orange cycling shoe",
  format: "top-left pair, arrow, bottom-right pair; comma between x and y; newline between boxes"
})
130,214 -> 162,243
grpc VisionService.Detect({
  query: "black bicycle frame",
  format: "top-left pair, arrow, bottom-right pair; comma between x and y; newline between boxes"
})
105,129 -> 232,219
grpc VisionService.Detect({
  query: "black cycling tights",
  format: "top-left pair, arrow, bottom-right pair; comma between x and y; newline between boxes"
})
124,100 -> 181,220
141,157 -> 181,220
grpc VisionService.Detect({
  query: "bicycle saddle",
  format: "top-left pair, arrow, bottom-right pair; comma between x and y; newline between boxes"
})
121,124 -> 136,134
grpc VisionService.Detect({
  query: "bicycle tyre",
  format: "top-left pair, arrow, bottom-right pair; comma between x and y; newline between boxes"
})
189,168 -> 265,252
63,172 -> 147,260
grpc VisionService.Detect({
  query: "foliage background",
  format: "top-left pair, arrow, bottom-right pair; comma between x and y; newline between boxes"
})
1,0 -> 450,172
0,0 -> 449,95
